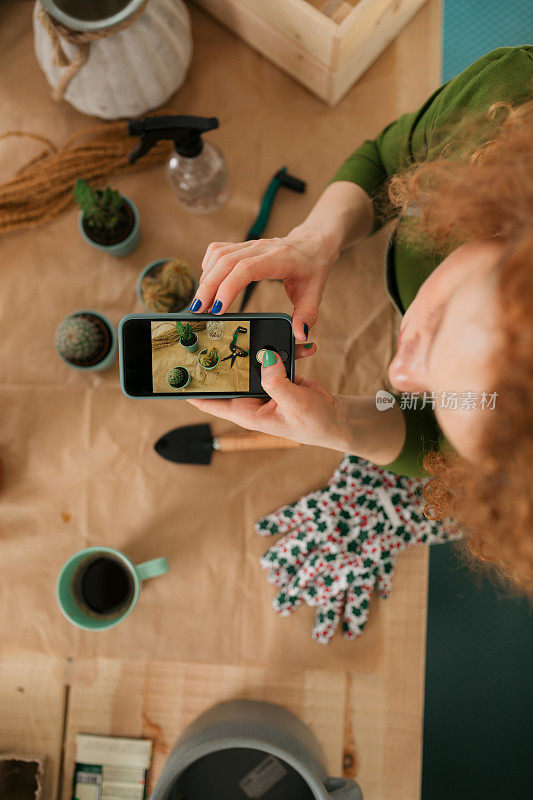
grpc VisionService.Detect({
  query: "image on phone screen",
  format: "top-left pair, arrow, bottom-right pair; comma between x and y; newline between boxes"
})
120,313 -> 294,398
152,319 -> 250,393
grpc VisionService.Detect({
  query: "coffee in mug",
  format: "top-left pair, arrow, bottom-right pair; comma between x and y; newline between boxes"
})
73,554 -> 135,618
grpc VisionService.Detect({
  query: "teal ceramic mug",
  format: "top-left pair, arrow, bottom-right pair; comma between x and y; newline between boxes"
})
57,546 -> 169,631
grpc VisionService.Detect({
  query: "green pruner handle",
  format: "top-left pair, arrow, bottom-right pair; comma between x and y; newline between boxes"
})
231,326 -> 246,347
135,556 -> 169,582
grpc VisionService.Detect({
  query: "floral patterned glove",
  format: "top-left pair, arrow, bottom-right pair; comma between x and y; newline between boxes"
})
255,454 -> 461,643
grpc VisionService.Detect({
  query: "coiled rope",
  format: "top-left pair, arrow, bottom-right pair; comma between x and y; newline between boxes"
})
0,116 -> 174,234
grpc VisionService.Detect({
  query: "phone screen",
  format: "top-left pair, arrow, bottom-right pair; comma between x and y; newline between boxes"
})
120,314 -> 294,398
151,319 -> 251,394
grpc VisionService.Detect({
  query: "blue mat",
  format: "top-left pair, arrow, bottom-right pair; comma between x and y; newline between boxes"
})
422,4 -> 533,799
442,0 -> 533,81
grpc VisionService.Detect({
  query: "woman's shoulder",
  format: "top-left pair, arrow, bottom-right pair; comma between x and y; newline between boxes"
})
419,47 -> 533,159
434,46 -> 533,119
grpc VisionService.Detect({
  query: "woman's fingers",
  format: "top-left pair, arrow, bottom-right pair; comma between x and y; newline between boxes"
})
193,243 -> 268,312
213,254 -> 286,313
208,257 -> 263,314
293,374 -> 332,399
294,342 -> 317,360
201,241 -> 251,276
289,276 -> 325,341
186,396 -> 264,426
193,253 -> 252,312
260,351 -> 302,408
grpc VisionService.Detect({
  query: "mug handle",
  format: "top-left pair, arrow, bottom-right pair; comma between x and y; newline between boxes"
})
135,557 -> 169,582
326,777 -> 363,800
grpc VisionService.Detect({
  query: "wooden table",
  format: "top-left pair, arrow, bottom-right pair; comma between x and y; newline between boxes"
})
0,1 -> 441,798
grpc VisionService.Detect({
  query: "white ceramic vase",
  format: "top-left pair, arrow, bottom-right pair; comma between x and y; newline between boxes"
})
33,0 -> 193,119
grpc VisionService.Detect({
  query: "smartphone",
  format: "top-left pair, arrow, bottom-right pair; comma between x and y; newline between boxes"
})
119,312 -> 295,398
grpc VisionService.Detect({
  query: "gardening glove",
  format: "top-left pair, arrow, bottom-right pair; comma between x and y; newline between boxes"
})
255,454 -> 461,643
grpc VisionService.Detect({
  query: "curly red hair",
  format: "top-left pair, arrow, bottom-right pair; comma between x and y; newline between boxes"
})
388,101 -> 533,588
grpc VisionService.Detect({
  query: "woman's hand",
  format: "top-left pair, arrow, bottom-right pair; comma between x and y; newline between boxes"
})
190,229 -> 338,342
187,344 -> 407,463
189,182 -> 374,341
187,348 -> 350,451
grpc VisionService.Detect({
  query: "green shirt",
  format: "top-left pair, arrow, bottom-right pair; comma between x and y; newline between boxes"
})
331,46 -> 533,477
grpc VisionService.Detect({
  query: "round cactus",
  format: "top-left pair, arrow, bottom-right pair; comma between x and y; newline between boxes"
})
141,259 -> 196,313
167,367 -> 189,388
55,313 -> 110,366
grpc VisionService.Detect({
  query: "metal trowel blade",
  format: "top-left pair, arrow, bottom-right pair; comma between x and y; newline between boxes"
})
154,424 -> 214,465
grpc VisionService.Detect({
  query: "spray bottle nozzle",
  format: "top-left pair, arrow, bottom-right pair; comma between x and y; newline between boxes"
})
127,115 -> 219,163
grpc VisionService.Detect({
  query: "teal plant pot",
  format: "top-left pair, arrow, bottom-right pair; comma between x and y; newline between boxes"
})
56,310 -> 117,372
78,195 -> 140,258
167,367 -> 191,389
180,332 -> 199,353
197,349 -> 219,370
136,258 -> 198,313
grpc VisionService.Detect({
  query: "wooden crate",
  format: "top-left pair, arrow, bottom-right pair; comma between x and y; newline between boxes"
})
192,0 -> 429,104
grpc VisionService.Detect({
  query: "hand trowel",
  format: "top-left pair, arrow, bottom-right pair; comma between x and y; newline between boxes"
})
154,424 -> 301,464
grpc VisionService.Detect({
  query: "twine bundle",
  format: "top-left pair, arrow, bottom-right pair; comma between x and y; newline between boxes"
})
0,119 -> 175,235
152,321 -> 207,350
152,329 -> 181,350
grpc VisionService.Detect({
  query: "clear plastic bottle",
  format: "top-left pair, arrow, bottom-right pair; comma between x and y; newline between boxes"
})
128,115 -> 230,215
167,142 -> 230,214
206,319 -> 225,339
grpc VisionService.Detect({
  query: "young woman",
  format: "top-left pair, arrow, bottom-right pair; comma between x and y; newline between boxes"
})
187,47 -> 533,586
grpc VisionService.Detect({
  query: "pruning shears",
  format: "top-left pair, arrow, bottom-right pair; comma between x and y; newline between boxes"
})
221,326 -> 249,368
239,166 -> 306,311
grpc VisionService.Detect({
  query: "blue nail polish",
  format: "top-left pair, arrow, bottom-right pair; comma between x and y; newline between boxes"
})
303,323 -> 309,340
212,300 -> 222,314
189,298 -> 201,312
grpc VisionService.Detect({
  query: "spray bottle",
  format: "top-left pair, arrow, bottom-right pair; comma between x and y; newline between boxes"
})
128,115 -> 230,214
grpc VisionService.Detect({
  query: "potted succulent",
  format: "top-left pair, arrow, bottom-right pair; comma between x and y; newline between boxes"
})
198,346 -> 219,370
167,366 -> 191,389
138,258 -> 197,313
74,179 -> 140,257
55,310 -> 117,371
176,321 -> 199,352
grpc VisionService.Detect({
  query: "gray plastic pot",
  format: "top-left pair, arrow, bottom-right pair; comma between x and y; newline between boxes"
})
149,700 -> 362,800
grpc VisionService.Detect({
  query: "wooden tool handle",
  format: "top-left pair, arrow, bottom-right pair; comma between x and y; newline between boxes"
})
216,432 -> 301,452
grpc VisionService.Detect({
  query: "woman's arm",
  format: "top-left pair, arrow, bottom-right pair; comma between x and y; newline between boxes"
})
336,395 -> 406,465
286,180 -> 375,255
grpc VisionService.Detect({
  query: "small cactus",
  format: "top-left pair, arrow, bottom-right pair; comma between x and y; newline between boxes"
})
176,321 -> 195,345
74,179 -> 125,234
55,313 -> 110,366
141,260 -> 196,313
199,347 -> 219,368
167,367 -> 189,388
